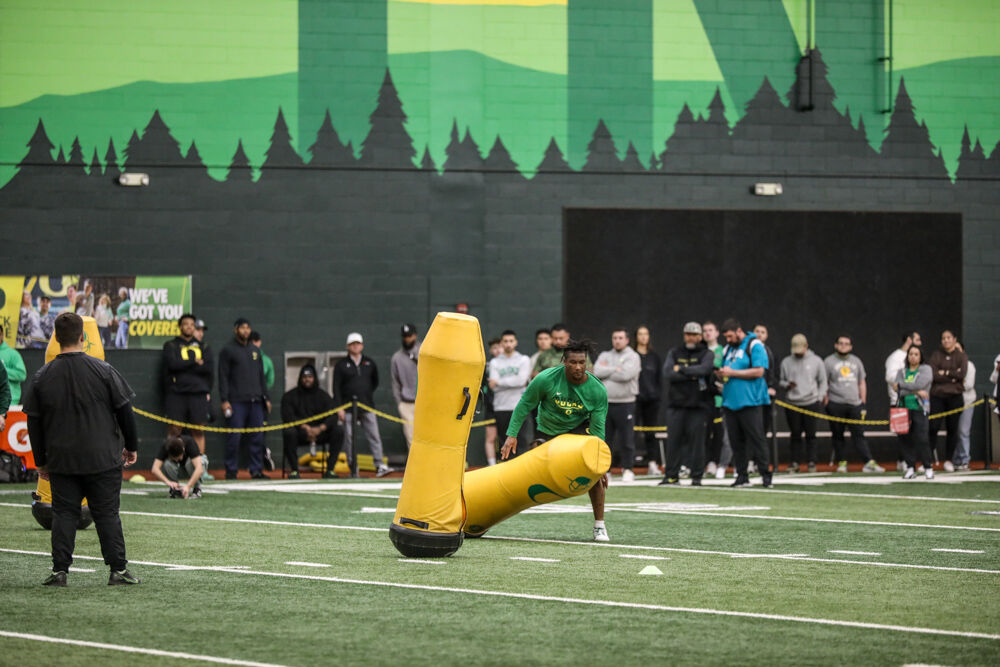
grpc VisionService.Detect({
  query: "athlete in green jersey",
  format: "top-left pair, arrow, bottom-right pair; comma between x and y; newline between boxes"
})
502,340 -> 611,541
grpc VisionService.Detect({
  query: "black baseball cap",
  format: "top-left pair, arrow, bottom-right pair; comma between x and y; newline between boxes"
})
194,319 -> 207,330
401,323 -> 417,336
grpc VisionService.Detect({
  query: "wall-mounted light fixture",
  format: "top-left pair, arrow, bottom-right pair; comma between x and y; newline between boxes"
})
753,183 -> 782,196
118,172 -> 149,187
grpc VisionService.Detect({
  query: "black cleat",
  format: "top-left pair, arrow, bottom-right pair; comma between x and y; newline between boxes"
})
225,471 -> 238,480
761,476 -> 774,488
690,478 -> 702,487
321,471 -> 338,479
730,477 -> 751,488
657,477 -> 679,486
251,472 -> 270,480
108,569 -> 141,586
42,571 -> 67,587
288,470 -> 301,480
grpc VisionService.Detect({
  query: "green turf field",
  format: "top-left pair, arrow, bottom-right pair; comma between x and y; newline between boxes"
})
2,472 -> 999,666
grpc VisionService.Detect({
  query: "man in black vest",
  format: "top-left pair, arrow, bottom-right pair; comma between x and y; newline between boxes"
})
659,322 -> 715,486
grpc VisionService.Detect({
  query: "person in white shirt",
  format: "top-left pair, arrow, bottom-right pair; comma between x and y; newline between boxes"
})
593,328 -> 641,482
488,330 -> 533,462
951,341 -> 976,471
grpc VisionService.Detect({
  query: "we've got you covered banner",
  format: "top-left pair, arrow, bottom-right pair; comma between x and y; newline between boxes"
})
0,275 -> 192,350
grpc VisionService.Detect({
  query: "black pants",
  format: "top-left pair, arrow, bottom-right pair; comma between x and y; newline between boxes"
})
826,402 -> 873,462
704,405 -> 728,464
606,402 -> 636,471
49,467 -> 127,573
635,397 -> 661,464
283,424 -> 343,472
724,406 -> 771,481
929,394 -> 964,461
785,403 -> 820,464
665,407 -> 708,480
494,410 -> 531,459
898,409 -> 933,469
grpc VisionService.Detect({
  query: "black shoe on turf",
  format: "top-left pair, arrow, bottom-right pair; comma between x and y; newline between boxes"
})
288,470 -> 301,480
690,477 -> 702,486
42,571 -> 67,587
761,475 -> 774,488
730,477 -> 751,488
322,471 -> 338,479
251,472 -> 270,480
108,569 -> 140,586
263,448 -> 275,471
225,471 -> 238,480
657,477 -> 679,486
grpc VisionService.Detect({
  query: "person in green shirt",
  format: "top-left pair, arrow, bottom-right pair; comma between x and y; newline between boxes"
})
532,323 -> 592,377
0,361 -> 10,431
502,339 -> 611,542
892,345 -> 934,480
0,324 -> 27,404
250,331 -> 275,389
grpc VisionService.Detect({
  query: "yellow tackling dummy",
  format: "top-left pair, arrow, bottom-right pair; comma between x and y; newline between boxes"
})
463,434 -> 610,537
390,312 -> 484,557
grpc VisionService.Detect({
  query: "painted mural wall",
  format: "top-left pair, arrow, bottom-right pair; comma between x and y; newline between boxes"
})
1,0 -> 997,464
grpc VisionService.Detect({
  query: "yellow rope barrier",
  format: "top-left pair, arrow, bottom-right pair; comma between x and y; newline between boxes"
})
132,403 -> 351,434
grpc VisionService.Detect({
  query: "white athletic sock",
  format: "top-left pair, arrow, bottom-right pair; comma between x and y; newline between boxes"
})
486,457 -> 496,466
594,520 -> 606,529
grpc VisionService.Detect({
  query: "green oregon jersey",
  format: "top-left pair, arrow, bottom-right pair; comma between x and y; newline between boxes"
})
508,365 -> 607,440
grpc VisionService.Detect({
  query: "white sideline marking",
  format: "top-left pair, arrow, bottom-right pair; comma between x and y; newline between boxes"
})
358,507 -> 396,513
931,548 -> 985,554
510,556 -> 560,563
829,550 -> 882,556
731,553 -> 810,559
733,487 -> 1000,504
285,561 -> 331,568
164,565 -> 251,572
397,559 -> 445,565
4,549 -> 999,641
619,507 -> 1000,532
0,630 -> 289,667
68,567 -> 95,573
619,554 -> 670,561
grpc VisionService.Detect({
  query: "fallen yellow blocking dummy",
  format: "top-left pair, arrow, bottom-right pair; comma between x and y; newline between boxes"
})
390,312 -> 485,557
463,433 -> 611,537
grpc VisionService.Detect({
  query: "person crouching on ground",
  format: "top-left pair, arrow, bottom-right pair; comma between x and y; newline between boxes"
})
151,435 -> 205,498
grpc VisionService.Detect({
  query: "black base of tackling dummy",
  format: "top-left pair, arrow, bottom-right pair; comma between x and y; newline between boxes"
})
389,523 -> 463,558
31,495 -> 93,530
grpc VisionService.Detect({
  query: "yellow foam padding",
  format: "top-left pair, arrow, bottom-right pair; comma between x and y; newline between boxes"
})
392,313 -> 484,540
35,477 -> 88,507
462,433 -> 611,537
44,315 -> 105,363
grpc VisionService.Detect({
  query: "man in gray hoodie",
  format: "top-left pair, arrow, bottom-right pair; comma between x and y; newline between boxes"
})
779,334 -> 827,472
391,323 -> 420,451
594,328 -> 641,482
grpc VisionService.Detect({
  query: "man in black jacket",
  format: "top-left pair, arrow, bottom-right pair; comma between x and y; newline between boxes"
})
659,322 -> 715,486
161,314 -> 212,460
282,364 -> 342,479
334,332 -> 392,477
24,312 -> 140,586
218,318 -> 270,480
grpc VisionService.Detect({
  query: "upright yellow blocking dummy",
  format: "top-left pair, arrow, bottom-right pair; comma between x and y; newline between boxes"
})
463,434 -> 611,537
390,312 -> 485,557
45,315 -> 105,362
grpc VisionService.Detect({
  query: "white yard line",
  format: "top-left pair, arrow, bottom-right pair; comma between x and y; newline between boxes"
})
510,556 -> 560,563
67,567 -> 95,573
828,550 -> 882,556
0,630 -> 289,667
284,561 -> 331,568
729,487 -> 1000,504
4,548 -> 999,641
931,548 -> 985,554
619,554 -> 670,561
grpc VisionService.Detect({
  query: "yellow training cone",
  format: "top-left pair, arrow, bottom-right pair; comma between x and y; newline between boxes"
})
44,315 -> 105,362
463,433 -> 611,537
390,312 -> 484,557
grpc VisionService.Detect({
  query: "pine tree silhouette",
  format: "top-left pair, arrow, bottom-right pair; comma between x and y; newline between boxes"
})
104,138 -> 120,177
483,136 -> 519,172
309,109 -> 356,168
535,137 -> 572,173
226,140 -> 253,182
419,145 -> 436,171
880,78 -> 948,178
621,141 -> 644,171
986,139 -> 1000,177
67,137 -> 86,174
358,69 -> 416,169
261,107 -> 304,174
659,103 -> 697,168
705,87 -> 729,139
15,119 -> 55,178
123,130 -> 140,165
956,126 -> 986,181
184,141 -> 209,178
55,146 -> 66,165
443,122 -> 483,171
89,148 -> 103,177
582,119 -> 621,172
731,77 -> 791,141
124,110 -> 184,173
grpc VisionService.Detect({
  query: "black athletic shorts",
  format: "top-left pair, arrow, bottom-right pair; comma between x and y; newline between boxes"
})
165,392 -> 210,426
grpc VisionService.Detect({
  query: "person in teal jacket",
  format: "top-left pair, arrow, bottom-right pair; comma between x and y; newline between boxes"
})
0,323 -> 27,405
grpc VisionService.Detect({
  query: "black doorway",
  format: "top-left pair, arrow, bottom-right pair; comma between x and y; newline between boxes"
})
563,208 -> 963,421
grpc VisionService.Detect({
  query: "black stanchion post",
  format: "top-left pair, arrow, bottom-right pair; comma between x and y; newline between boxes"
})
984,393 -> 993,471
351,396 -> 359,478
770,403 -> 778,471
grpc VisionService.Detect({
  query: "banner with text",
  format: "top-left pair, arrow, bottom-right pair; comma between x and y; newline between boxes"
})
1,275 -> 192,350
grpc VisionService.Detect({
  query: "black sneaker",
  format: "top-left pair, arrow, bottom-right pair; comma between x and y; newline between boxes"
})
189,488 -> 202,499
730,477 -> 751,488
761,476 -> 774,489
263,448 -> 275,471
169,487 -> 184,499
288,470 -> 301,480
322,471 -> 338,479
225,471 -> 238,480
690,477 -> 702,487
251,472 -> 270,480
657,477 -> 679,486
108,569 -> 141,586
42,571 -> 67,587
